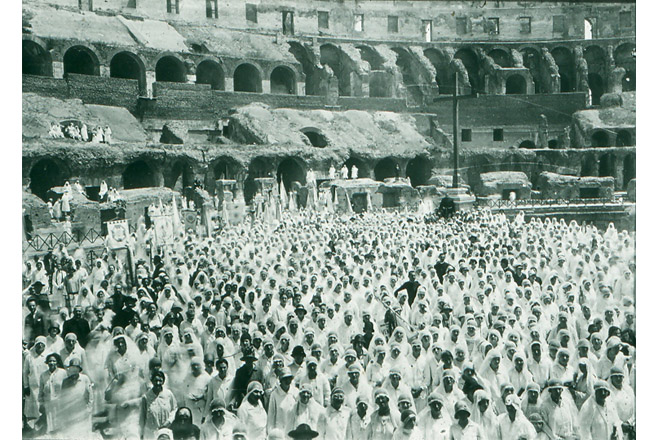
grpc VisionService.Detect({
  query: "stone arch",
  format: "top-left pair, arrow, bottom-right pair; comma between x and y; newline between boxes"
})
270,65 -> 296,95
166,160 -> 194,191
623,153 -> 635,187
233,63 -> 262,93
196,59 -> 225,90
374,157 -> 400,181
424,48 -> 453,94
155,55 -> 186,83
123,160 -> 156,189
548,139 -> 559,149
391,47 -> 427,105
488,48 -> 512,68
587,73 -> 605,105
584,18 -> 594,40
614,43 -> 635,91
581,154 -> 598,176
110,51 -> 147,94
599,153 -> 615,177
301,127 -> 328,148
23,39 -> 52,77
506,74 -> 527,94
520,47 -> 542,93
356,45 -> 384,70
63,45 -> 100,76
29,158 -> 68,201
405,156 -> 432,187
244,156 -> 274,204
591,130 -> 610,147
320,43 -> 352,96
616,130 -> 632,147
212,156 -> 242,181
277,157 -> 306,192
550,46 -> 575,92
288,41 -> 320,96
344,157 -> 369,178
519,140 -> 536,149
454,48 -> 481,93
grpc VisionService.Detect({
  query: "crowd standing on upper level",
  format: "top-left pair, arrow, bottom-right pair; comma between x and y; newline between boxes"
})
22,207 -> 636,440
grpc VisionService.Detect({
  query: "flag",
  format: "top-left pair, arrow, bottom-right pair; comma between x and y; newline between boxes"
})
106,220 -> 130,249
172,193 -> 181,235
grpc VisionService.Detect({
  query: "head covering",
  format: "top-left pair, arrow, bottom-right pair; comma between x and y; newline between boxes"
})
287,424 -> 319,439
246,381 -> 264,397
454,401 -> 471,418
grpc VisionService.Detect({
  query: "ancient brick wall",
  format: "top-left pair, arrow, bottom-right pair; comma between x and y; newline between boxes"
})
23,75 -> 70,100
66,74 -> 140,113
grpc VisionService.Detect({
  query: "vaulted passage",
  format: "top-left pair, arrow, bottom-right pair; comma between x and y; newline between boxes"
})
616,130 -> 632,147
591,130 -> 610,147
110,51 -> 146,93
270,66 -> 296,95
196,60 -> 225,90
344,157 -> 369,178
405,156 -> 432,187
30,159 -> 66,201
234,63 -> 262,93
454,48 -> 481,93
587,73 -> 604,105
156,56 -> 186,83
23,41 -> 51,77
277,158 -> 305,193
63,46 -> 99,76
123,161 -> 155,189
599,153 -> 615,178
623,154 -> 635,187
374,157 -> 400,181
166,160 -> 194,191
505,75 -> 526,95
519,140 -> 536,149
244,157 -> 273,204
488,49 -> 512,68
615,43 -> 636,91
551,47 -> 575,92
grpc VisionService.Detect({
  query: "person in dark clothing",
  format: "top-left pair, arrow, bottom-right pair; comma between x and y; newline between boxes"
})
434,252 -> 452,284
169,407 -> 201,440
110,284 -> 125,315
230,349 -> 264,408
438,196 -> 455,219
24,297 -> 47,345
512,264 -> 527,286
112,296 -> 139,329
61,305 -> 91,348
394,271 -> 420,306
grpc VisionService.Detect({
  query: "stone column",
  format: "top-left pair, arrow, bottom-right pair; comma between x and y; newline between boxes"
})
225,77 -> 234,92
297,81 -> 305,96
263,79 -> 271,94
146,71 -> 156,97
186,74 -> 196,83
52,61 -> 64,79
100,65 -> 110,77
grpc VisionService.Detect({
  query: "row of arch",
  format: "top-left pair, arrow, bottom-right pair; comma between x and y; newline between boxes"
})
591,129 -> 633,147
27,155 -> 434,203
23,40 -> 298,95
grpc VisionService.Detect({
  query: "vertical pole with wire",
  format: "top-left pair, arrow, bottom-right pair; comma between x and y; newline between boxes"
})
452,72 -> 459,188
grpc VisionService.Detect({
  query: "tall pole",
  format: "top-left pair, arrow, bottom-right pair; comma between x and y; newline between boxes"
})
452,72 -> 459,188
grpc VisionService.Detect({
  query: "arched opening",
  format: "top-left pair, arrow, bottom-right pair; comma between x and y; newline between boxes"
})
405,156 -> 432,187
392,47 -> 427,105
63,46 -> 99,76
584,19 -> 593,40
587,73 -> 604,105
270,66 -> 296,95
344,157 -> 369,178
591,130 -> 610,147
167,160 -> 194,191
599,153 -> 615,178
623,154 -> 635,187
233,63 -> 262,93
581,156 -> 598,177
488,49 -> 512,68
551,47 -> 575,92
519,140 -> 536,149
320,44 -> 353,97
548,139 -> 559,149
277,158 -> 305,193
374,157 -> 400,181
369,75 -> 391,97
454,48 -> 481,94
110,51 -> 146,94
243,157 -> 273,204
615,43 -> 635,92
155,56 -> 186,83
521,47 -> 542,93
196,60 -> 225,90
123,160 -> 156,189
301,128 -> 328,148
29,159 -> 66,201
505,75 -> 527,94
23,40 -> 51,77
213,157 -> 241,181
424,48 -> 452,94
288,42 -> 320,96
616,130 -> 632,147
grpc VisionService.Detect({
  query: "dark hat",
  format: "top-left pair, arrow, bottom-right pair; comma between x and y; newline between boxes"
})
287,424 -> 319,439
292,345 -> 306,357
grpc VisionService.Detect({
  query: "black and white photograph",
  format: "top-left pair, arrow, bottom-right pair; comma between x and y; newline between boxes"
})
19,0 -> 640,439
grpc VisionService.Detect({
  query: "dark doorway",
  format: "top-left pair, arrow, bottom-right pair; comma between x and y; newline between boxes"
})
374,157 -> 399,181
85,186 -> 101,202
29,159 -> 66,201
580,187 -> 600,198
196,60 -> 225,90
454,48 -> 480,93
277,158 -> 305,192
616,130 -> 632,147
63,46 -> 98,76
548,139 -> 559,149
234,64 -> 262,93
344,157 -> 369,178
505,75 -> 526,95
519,140 -> 536,149
110,51 -> 145,94
351,193 -> 368,213
623,154 -> 635,187
270,66 -> 295,94
488,49 -> 512,68
581,156 -> 598,177
23,40 -> 51,76
591,130 -> 610,147
302,129 -> 327,148
167,161 -> 194,191
551,47 -> 575,92
502,189 -> 518,200
382,191 -> 398,208
123,160 -> 155,189
243,157 -> 272,204
587,73 -> 604,105
155,56 -> 186,83
405,156 -> 432,187
599,154 -> 615,178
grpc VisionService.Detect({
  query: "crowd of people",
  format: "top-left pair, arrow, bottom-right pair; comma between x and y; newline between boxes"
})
22,207 -> 636,439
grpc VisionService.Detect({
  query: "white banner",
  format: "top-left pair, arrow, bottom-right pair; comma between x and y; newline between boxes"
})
106,220 -> 129,249
152,215 -> 174,246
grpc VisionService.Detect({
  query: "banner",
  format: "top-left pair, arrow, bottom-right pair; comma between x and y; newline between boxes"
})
182,209 -> 197,232
152,215 -> 174,246
106,220 -> 129,249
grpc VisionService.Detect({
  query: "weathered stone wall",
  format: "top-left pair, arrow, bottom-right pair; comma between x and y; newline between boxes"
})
67,74 -> 140,113
536,171 -> 615,199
